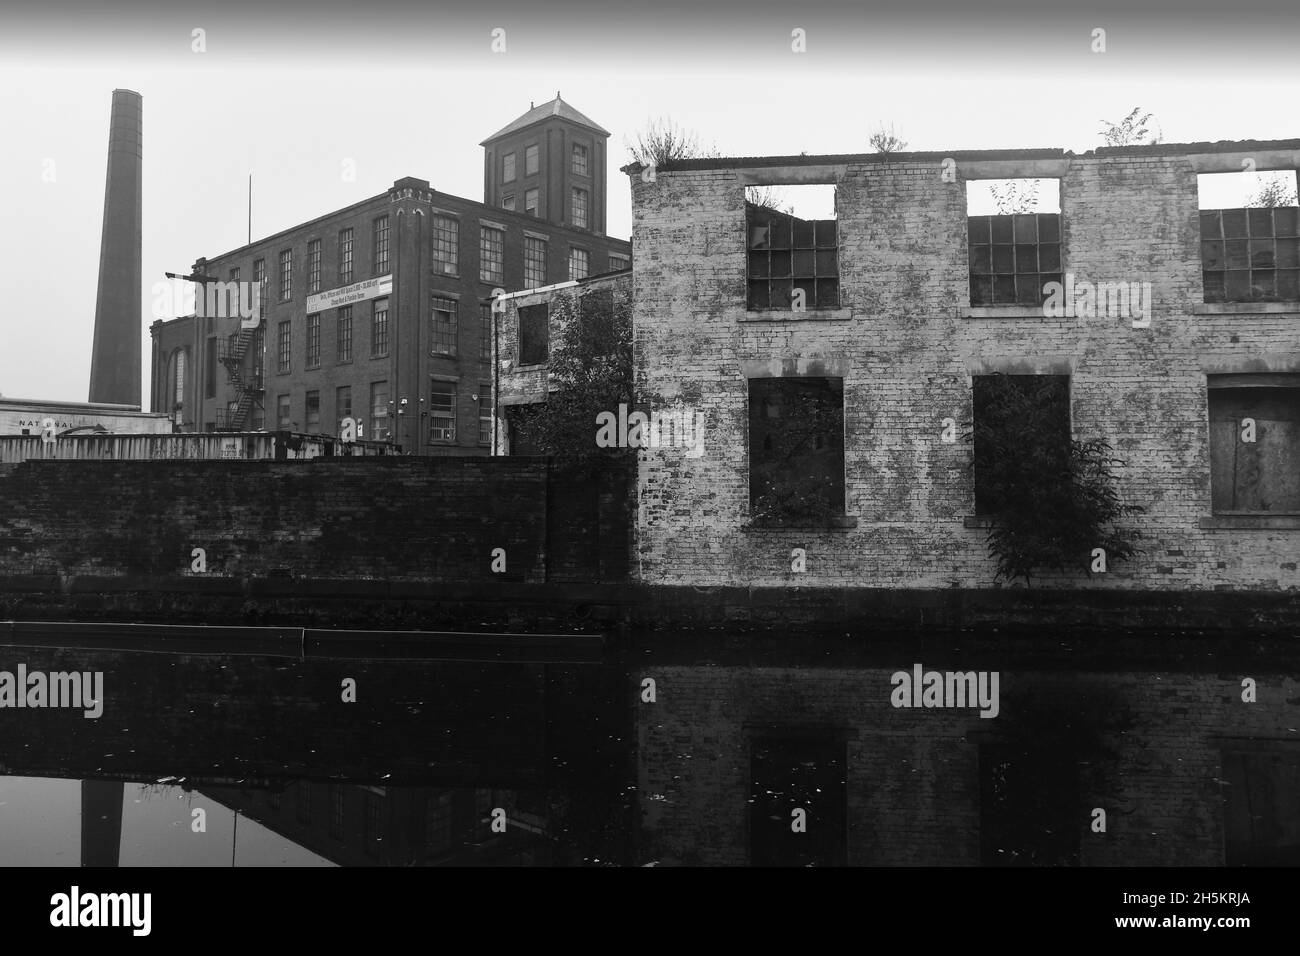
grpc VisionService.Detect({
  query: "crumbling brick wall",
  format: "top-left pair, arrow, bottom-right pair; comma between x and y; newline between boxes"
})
630,148 -> 1300,590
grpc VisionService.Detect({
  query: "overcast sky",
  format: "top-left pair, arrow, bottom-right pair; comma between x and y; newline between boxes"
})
1,0 -> 1297,407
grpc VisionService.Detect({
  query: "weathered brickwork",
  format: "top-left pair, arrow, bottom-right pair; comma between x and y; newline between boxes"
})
636,663 -> 1300,866
0,457 -> 629,585
630,144 -> 1300,589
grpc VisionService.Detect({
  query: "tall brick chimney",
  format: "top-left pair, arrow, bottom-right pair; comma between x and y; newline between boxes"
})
88,89 -> 143,406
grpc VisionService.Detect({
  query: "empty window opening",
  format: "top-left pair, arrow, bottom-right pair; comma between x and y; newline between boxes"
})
517,303 -> 549,366
972,375 -> 1071,515
745,184 -> 838,311
748,376 -> 845,523
749,735 -> 847,867
967,180 -> 1062,307
980,742 -> 1080,866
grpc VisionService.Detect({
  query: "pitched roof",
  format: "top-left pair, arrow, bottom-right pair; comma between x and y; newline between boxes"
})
480,95 -> 610,144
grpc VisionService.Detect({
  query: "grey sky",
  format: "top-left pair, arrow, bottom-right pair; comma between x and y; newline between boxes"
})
0,1 -> 1297,406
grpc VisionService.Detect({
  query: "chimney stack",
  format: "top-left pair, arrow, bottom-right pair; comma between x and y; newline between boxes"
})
88,89 -> 143,406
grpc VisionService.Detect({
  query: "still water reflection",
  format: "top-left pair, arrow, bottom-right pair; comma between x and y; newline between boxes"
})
0,633 -> 1296,866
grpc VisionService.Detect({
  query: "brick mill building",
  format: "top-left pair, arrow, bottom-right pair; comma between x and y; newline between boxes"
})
150,95 -> 630,454
625,139 -> 1300,591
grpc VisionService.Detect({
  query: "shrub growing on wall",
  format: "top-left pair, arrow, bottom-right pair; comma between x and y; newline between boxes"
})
973,374 -> 1144,585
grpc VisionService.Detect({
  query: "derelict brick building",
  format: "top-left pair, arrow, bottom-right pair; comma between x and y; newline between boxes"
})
628,140 -> 1300,590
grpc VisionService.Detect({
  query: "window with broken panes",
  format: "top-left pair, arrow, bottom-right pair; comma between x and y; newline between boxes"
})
1201,207 -> 1300,303
746,207 -> 839,310
968,213 -> 1061,307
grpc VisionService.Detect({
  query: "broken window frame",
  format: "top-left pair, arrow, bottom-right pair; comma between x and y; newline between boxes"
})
967,213 -> 1062,307
745,199 -> 839,311
1200,207 -> 1300,304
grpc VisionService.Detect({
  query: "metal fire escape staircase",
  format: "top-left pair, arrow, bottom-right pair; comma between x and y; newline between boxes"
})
216,321 -> 264,431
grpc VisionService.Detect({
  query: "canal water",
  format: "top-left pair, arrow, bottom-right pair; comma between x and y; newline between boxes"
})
0,629 -> 1296,866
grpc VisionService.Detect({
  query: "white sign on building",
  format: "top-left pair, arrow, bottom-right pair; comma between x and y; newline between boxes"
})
305,274 -> 393,313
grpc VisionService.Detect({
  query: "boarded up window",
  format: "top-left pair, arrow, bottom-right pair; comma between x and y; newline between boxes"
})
1208,380 -> 1300,513
748,377 -> 845,522
1223,748 -> 1300,866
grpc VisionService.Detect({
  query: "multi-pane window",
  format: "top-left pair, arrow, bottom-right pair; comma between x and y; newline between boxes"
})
432,215 -> 458,275
972,375 -> 1071,515
430,381 -> 456,442
371,298 -> 389,357
1201,207 -> 1300,303
503,152 -> 516,183
253,258 -> 267,317
305,390 -> 320,432
747,205 -> 840,310
524,236 -> 547,288
480,226 -> 504,284
572,143 -> 588,176
524,188 -> 538,217
279,249 -> 292,301
479,303 -> 494,361
277,320 -> 291,374
227,267 -> 241,317
337,306 -> 353,363
306,313 -> 321,368
205,336 -> 217,398
372,215 -> 390,275
524,144 -> 538,176
277,393 -> 291,429
431,296 -> 456,355
502,196 -> 516,212
517,303 -> 549,365
571,187 -> 588,229
307,239 -> 321,294
1208,376 -> 1300,513
569,247 -> 589,280
748,377 -> 846,522
370,381 -> 390,440
336,385 -> 352,425
253,326 -> 265,381
968,213 -> 1062,307
610,254 -> 630,272
339,228 -> 354,284
479,385 -> 492,444
251,404 -> 265,431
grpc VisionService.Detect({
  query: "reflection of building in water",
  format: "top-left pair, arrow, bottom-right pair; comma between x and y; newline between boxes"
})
80,779 -> 124,867
636,661 -> 1300,867
198,783 -> 555,866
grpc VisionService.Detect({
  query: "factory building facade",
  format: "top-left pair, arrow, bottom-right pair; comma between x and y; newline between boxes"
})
151,96 -> 630,455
